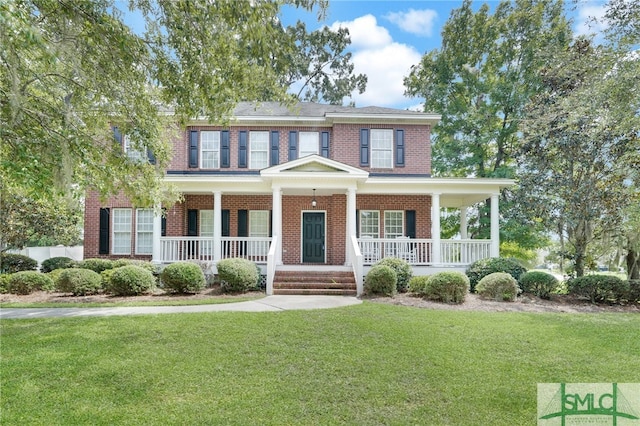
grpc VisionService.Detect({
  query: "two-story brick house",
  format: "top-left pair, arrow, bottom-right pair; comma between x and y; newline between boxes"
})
84,102 -> 512,295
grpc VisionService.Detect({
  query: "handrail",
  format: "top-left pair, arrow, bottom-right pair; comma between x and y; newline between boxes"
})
266,235 -> 278,296
349,235 -> 363,296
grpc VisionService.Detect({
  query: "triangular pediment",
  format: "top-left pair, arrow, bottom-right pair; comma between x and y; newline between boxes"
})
261,155 -> 369,178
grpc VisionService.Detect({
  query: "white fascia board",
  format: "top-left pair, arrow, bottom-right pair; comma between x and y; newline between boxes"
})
164,175 -> 270,194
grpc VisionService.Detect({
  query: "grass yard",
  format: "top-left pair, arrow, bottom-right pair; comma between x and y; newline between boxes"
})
1,302 -> 639,425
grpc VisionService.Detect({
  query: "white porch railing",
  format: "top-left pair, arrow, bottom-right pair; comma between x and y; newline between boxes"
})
160,237 -> 272,263
349,235 -> 364,296
266,235 -> 279,296
357,238 -> 491,266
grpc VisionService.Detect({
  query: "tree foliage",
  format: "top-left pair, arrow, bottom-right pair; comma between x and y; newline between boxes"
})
517,39 -> 640,277
0,0 -> 364,206
404,0 -> 570,248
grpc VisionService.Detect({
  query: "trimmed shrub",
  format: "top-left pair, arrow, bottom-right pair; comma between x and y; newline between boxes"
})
105,265 -> 155,296
57,268 -> 103,296
41,256 -> 75,273
476,272 -> 520,302
0,253 -> 38,274
364,265 -> 397,296
567,275 -> 628,304
374,257 -> 412,292
112,259 -> 158,274
76,258 -> 114,273
408,276 -> 429,294
161,262 -> 206,294
216,258 -> 259,293
7,271 -> 54,295
47,269 -> 66,289
0,274 -> 10,293
627,280 -> 640,303
519,271 -> 559,300
100,269 -> 117,288
466,257 -> 527,293
423,271 -> 470,304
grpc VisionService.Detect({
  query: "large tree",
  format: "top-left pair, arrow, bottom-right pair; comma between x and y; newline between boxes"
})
517,39 -> 640,277
0,0 -> 364,208
404,0 -> 570,251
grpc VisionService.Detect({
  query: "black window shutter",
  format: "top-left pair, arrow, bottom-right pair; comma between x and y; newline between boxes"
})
221,130 -> 230,168
112,126 -> 123,146
237,210 -> 248,237
161,208 -> 167,237
189,130 -> 199,168
269,210 -> 273,237
321,131 -> 330,158
238,131 -> 247,168
187,209 -> 198,236
147,148 -> 156,165
270,131 -> 279,166
355,209 -> 360,238
395,129 -> 405,167
99,208 -> 110,254
288,131 -> 298,161
360,129 -> 369,166
405,210 -> 416,238
222,209 -> 230,237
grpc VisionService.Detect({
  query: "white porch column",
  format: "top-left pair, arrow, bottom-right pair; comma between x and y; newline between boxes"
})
272,186 -> 282,264
490,193 -> 500,257
460,206 -> 468,239
346,187 -> 357,265
432,193 -> 441,265
152,203 -> 162,264
213,191 -> 222,262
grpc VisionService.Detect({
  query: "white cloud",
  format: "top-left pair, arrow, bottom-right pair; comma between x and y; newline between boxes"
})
574,3 -> 608,41
330,15 -> 422,108
385,9 -> 438,37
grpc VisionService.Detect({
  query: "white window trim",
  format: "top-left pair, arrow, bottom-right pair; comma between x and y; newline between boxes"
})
249,131 -> 269,169
123,135 -> 146,163
112,208 -> 132,255
135,208 -> 154,255
359,210 -> 380,239
200,131 -> 220,169
384,210 -> 404,239
299,131 -> 319,157
370,129 -> 393,169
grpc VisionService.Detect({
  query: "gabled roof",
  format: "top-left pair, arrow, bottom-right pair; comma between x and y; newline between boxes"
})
261,155 -> 368,180
191,101 -> 441,126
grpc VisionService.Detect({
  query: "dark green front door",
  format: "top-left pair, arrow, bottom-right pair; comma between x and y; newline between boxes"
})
303,212 -> 325,263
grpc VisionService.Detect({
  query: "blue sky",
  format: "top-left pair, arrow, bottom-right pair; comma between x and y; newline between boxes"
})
119,0 -> 610,110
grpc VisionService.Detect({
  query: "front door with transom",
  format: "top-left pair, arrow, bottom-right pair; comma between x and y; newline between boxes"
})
302,212 -> 325,263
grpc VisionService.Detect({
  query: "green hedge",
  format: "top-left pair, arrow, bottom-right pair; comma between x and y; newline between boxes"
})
364,265 -> 397,296
466,257 -> 527,293
519,271 -> 559,300
105,266 -> 155,296
41,257 -> 75,273
408,276 -> 429,294
75,258 -> 114,273
57,268 -> 103,296
7,271 -> 54,295
374,258 -> 412,293
567,275 -> 628,304
476,272 -> 520,302
161,262 -> 206,294
216,258 -> 259,293
422,271 -> 469,304
0,253 -> 38,274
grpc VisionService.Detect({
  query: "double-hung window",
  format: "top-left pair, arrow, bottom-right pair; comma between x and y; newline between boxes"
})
370,129 -> 393,168
113,208 -> 132,255
249,131 -> 269,169
136,209 -> 154,254
299,132 -> 319,157
199,210 -> 214,257
359,210 -> 380,238
384,211 -> 404,238
123,135 -> 146,163
249,210 -> 269,257
200,131 -> 220,169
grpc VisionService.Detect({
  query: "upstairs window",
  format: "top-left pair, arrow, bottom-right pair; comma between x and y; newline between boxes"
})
249,131 -> 269,169
299,132 -> 319,157
123,135 -> 146,163
200,131 -> 220,169
370,129 -> 393,168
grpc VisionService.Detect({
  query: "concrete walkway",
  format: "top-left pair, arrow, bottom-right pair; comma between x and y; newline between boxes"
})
0,295 -> 362,320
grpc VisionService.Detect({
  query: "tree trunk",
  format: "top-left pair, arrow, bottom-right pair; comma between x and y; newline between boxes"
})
627,249 -> 639,280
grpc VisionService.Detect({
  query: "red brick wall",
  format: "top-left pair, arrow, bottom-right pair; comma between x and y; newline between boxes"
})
356,194 -> 432,239
173,123 -> 431,174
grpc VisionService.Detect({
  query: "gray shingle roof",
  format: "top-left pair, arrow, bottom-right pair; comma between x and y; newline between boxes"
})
232,101 -> 429,118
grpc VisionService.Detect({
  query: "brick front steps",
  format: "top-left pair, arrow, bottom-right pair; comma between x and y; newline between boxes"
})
273,269 -> 357,296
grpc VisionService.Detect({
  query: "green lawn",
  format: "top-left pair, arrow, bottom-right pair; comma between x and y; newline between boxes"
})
2,303 -> 639,425
0,295 -> 262,309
